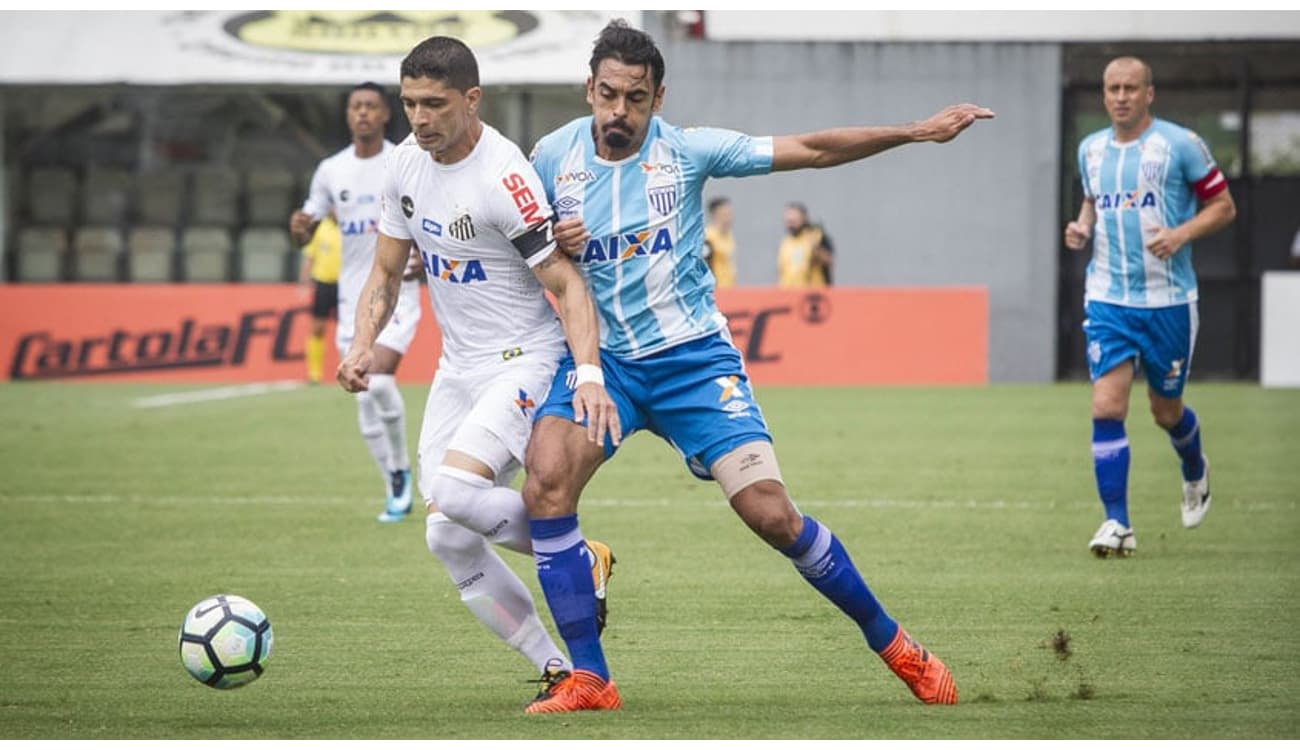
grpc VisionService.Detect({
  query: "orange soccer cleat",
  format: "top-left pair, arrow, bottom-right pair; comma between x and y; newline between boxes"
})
524,669 -> 622,714
880,628 -> 958,705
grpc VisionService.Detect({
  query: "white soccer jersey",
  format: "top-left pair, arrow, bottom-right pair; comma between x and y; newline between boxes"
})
380,125 -> 566,370
301,140 -> 421,332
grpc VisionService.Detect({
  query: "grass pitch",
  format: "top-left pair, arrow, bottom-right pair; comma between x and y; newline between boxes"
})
0,381 -> 1297,739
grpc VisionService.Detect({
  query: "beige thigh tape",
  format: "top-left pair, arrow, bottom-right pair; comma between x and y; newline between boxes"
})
711,440 -> 784,499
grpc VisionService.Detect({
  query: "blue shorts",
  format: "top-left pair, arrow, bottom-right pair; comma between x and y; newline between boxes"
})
1083,300 -> 1199,398
535,331 -> 773,480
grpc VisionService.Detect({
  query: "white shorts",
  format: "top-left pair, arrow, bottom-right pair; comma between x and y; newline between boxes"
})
336,279 -> 422,356
415,348 -> 565,504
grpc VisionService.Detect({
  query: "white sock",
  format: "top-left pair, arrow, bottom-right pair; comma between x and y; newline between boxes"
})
354,391 -> 390,482
425,513 -> 569,673
364,374 -> 408,473
431,466 -> 532,554
366,374 -> 409,472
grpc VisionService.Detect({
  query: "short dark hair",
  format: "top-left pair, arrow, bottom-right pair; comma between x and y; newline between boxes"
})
401,36 -> 480,92
349,81 -> 389,106
708,197 -> 730,214
786,201 -> 808,217
590,19 -> 664,90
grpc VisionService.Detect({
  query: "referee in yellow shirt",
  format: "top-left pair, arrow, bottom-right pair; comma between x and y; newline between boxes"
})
298,214 -> 342,383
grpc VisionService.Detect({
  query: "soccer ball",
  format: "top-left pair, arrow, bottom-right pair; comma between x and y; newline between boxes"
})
178,594 -> 274,689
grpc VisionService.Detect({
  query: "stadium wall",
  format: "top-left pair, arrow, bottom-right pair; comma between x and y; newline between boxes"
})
657,35 -> 1062,383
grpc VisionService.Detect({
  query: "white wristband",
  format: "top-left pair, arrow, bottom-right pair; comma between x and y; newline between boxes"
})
574,363 -> 605,387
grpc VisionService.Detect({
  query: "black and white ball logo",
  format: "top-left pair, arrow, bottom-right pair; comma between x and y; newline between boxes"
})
401,195 -> 414,218
339,190 -> 350,202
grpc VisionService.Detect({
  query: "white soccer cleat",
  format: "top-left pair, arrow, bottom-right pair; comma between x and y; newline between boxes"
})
1089,519 -> 1136,558
1181,455 -> 1211,529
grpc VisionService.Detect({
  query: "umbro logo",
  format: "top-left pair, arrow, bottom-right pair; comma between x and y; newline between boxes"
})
455,572 -> 484,590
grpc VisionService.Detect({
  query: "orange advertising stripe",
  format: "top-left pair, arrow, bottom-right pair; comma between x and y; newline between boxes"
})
0,285 -> 985,385
0,284 -> 442,384
717,288 -> 987,385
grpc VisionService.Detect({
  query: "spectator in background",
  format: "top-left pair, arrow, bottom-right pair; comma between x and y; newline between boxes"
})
1064,55 -> 1236,558
703,196 -> 737,288
777,202 -> 833,288
298,213 -> 342,384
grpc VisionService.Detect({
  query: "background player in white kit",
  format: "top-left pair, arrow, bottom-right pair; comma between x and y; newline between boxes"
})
290,82 -> 423,523
336,37 -> 620,697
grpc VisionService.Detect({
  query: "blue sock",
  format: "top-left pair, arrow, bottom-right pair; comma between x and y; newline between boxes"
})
1166,406 -> 1205,481
529,514 -> 608,681
1092,418 -> 1131,527
781,515 -> 899,652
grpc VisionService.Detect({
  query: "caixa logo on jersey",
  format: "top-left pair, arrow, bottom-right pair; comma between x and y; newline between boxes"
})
420,250 -> 488,283
579,227 -> 674,264
9,310 -> 307,380
1097,191 -> 1157,211
339,218 -> 379,235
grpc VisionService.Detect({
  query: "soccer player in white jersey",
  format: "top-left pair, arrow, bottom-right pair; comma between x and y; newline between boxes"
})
1064,57 -> 1236,557
335,36 -> 620,699
520,20 -> 992,713
290,82 -> 422,523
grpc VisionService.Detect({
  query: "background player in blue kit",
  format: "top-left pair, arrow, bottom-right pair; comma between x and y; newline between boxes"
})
519,19 -> 992,713
1064,56 -> 1236,557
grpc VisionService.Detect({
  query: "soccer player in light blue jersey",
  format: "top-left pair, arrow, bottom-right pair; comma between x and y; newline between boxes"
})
1064,56 -> 1236,558
519,19 -> 992,713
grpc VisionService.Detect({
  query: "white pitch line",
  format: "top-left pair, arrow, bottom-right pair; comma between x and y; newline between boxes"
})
0,494 -> 1294,512
131,381 -> 305,409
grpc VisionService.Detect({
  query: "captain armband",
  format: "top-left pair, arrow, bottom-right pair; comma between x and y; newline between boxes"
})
511,217 -> 556,261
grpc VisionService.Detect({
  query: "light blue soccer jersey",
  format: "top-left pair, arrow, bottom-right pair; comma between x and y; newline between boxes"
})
1078,117 -> 1227,308
530,116 -> 773,358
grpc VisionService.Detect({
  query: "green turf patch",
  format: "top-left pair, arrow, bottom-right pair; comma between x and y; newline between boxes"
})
1,382 -> 1297,738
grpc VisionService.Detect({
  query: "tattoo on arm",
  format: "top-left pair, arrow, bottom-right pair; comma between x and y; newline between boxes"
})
367,277 -> 399,333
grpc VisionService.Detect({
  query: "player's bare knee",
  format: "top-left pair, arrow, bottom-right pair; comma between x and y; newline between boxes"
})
1090,394 -> 1127,421
730,479 -> 801,549
1148,398 -> 1183,429
521,469 -> 569,518
522,424 -> 590,518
